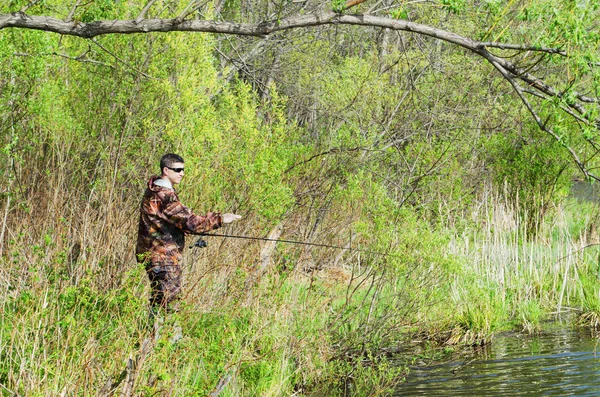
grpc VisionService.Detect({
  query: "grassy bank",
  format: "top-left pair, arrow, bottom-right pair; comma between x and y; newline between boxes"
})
3,190 -> 600,395
0,251 -> 407,395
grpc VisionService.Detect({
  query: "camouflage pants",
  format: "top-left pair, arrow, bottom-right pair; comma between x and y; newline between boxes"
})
146,262 -> 182,308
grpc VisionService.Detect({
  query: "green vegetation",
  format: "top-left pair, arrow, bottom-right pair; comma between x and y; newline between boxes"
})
1,0 -> 600,395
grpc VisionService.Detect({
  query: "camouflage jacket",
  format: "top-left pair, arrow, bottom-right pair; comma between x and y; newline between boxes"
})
136,176 -> 222,269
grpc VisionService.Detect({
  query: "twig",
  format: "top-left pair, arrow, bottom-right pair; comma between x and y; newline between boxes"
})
175,0 -> 204,23
208,372 -> 233,396
522,86 -> 600,130
0,186 -> 10,259
479,42 -> 567,56
90,39 -> 154,79
52,51 -> 116,68
20,0 -> 41,13
0,144 -> 15,259
136,0 -> 159,23
97,336 -> 155,397
553,243 -> 600,264
66,0 -> 83,22
13,50 -> 115,69
0,372 -> 18,395
482,49 -> 600,182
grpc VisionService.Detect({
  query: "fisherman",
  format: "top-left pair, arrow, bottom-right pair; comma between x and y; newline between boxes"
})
136,153 -> 241,314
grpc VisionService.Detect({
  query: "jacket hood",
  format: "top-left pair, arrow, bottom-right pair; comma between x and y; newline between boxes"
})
147,175 -> 171,192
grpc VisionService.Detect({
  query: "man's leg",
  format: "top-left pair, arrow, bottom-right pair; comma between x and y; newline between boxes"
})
147,262 -> 182,308
161,263 -> 183,342
147,263 -> 183,342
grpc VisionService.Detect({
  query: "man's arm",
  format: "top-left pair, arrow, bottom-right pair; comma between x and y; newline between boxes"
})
160,191 -> 240,233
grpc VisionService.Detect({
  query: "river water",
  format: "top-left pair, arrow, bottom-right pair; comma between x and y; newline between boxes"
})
394,327 -> 600,396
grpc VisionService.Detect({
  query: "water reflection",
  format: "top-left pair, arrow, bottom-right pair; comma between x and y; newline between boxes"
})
570,180 -> 600,203
395,328 -> 600,396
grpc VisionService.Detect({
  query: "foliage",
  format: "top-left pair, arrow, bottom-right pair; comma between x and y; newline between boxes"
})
1,0 -> 600,394
484,120 -> 572,235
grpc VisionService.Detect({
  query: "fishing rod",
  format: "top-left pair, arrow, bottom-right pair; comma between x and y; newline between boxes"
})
189,232 -> 398,258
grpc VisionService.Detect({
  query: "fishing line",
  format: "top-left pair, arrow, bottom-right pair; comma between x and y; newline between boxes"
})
189,232 -> 399,258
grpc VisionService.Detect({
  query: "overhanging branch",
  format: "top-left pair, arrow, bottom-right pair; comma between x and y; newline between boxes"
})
2,9 -> 599,176
0,11 -> 506,49
481,49 -> 600,182
478,42 -> 567,56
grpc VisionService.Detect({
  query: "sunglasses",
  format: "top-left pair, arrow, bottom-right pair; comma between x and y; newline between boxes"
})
167,167 -> 184,173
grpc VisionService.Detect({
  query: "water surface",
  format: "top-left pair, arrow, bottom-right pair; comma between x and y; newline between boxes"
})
395,327 -> 600,396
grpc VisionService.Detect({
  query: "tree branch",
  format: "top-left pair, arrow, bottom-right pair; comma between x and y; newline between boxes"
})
14,50 -> 116,69
0,11 -> 478,43
52,50 -> 115,68
90,39 -> 154,78
0,12 -> 575,73
481,49 -> 600,182
478,42 -> 567,56
285,146 -> 370,173
136,0 -> 159,23
175,0 -> 206,23
66,0 -> 82,22
19,0 -> 42,13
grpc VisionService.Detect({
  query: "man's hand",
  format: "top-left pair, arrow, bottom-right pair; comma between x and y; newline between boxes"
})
222,213 -> 242,224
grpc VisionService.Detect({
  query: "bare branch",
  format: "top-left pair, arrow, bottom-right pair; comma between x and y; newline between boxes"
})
66,0 -> 83,22
213,38 -> 267,93
286,146 -> 370,173
1,10 -> 598,174
14,50 -> 115,69
489,53 -> 598,116
478,42 -> 567,56
136,0 -> 159,23
175,0 -> 202,23
482,49 -> 600,181
0,12 -> 478,43
52,51 -> 115,68
0,12 -> 590,105
90,39 -> 154,79
20,0 -> 42,13
521,87 -> 594,126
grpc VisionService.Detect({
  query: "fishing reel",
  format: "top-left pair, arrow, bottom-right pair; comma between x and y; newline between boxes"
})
190,236 -> 208,249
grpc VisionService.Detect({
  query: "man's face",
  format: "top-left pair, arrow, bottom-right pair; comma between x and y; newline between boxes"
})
163,162 -> 185,185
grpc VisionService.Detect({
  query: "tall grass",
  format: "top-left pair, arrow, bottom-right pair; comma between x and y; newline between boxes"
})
0,155 -> 413,395
448,191 -> 600,337
4,152 -> 600,395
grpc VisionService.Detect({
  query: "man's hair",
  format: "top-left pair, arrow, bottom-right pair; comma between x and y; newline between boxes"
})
160,153 -> 184,172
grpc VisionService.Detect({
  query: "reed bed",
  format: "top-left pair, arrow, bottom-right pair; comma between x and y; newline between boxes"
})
448,194 -> 600,337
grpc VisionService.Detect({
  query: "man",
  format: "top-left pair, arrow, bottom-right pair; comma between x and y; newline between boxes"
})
136,153 -> 241,311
